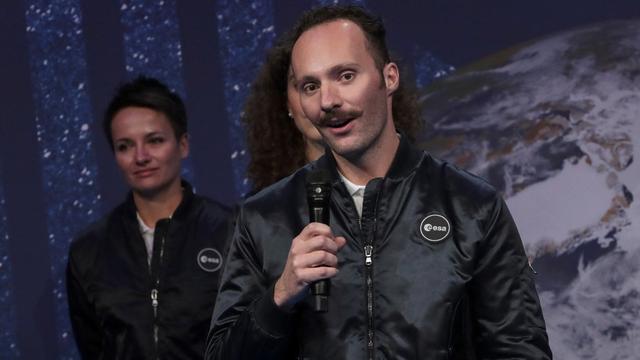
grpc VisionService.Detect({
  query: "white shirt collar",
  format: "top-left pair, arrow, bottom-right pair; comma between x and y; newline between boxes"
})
136,212 -> 154,234
136,212 -> 154,265
337,171 -> 365,196
337,171 -> 365,217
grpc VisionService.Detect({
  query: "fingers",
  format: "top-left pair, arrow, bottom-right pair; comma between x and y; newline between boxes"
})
293,266 -> 339,284
300,222 -> 334,238
292,250 -> 339,270
292,234 -> 339,255
294,223 -> 342,255
273,226 -> 346,309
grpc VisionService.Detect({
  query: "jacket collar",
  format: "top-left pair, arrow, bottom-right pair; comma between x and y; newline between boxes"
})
123,179 -> 195,222
314,133 -> 423,184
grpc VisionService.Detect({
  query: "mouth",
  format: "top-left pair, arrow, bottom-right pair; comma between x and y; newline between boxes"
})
134,168 -> 158,178
319,108 -> 362,133
325,117 -> 354,129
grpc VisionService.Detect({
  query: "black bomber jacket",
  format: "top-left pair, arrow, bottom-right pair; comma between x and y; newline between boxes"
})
67,181 -> 231,359
206,138 -> 552,360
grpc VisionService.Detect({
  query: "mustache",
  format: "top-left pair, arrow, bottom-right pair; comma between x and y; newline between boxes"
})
318,108 -> 363,125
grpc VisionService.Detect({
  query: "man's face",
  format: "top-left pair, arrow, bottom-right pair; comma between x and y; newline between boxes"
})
291,19 -> 398,161
110,106 -> 188,197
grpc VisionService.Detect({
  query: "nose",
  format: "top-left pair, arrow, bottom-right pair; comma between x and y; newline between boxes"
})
134,144 -> 151,165
320,83 -> 342,114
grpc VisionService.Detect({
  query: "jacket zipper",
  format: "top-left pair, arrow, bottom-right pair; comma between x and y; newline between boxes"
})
152,234 -> 165,357
151,288 -> 159,343
150,220 -> 168,359
360,179 -> 381,360
364,242 -> 374,360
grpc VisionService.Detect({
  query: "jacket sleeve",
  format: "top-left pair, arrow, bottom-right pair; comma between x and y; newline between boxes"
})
469,196 -> 552,359
205,207 -> 296,360
66,248 -> 103,359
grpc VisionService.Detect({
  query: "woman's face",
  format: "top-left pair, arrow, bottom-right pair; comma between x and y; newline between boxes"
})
287,76 -> 323,144
111,106 -> 188,198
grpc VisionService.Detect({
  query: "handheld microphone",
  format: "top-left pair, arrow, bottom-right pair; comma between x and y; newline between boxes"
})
305,169 -> 332,313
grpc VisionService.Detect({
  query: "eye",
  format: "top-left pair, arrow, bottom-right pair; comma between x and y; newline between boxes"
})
148,136 -> 165,145
115,143 -> 130,152
340,71 -> 355,82
302,82 -> 319,95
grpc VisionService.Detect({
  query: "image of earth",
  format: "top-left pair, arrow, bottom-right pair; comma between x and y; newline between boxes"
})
418,19 -> 640,359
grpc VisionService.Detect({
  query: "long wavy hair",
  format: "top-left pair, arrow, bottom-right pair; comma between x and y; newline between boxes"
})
243,44 -> 303,193
244,10 -> 422,192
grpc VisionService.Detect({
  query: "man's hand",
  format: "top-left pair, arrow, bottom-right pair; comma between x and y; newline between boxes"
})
274,223 -> 346,310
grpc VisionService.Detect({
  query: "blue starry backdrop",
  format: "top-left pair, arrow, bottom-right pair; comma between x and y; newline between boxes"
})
1,0 -> 639,358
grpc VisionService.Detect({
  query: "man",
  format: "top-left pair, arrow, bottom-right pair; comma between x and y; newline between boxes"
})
207,5 -> 551,359
242,40 -> 421,193
67,76 -> 231,359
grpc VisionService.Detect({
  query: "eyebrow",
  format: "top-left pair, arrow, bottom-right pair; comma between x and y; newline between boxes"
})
144,131 -> 164,138
296,62 -> 361,84
113,138 -> 132,147
113,131 -> 164,143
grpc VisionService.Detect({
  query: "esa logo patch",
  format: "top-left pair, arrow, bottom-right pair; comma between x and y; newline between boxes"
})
197,248 -> 223,272
419,213 -> 451,242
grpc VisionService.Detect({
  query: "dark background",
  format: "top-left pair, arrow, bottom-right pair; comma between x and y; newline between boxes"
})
1,0 -> 639,358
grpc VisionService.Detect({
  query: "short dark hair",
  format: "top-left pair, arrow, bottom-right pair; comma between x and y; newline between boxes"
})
103,76 -> 187,150
285,5 -> 390,71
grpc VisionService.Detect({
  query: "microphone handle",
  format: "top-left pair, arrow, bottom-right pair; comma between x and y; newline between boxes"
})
310,206 -> 330,312
311,207 -> 329,225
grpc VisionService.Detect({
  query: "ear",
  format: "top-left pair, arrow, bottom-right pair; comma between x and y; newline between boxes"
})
179,133 -> 190,159
383,62 -> 399,95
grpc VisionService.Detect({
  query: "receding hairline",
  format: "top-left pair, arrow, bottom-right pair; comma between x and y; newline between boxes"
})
291,18 -> 386,71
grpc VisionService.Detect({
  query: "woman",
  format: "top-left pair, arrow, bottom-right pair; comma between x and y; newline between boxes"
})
243,44 -> 323,192
67,76 -> 231,359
